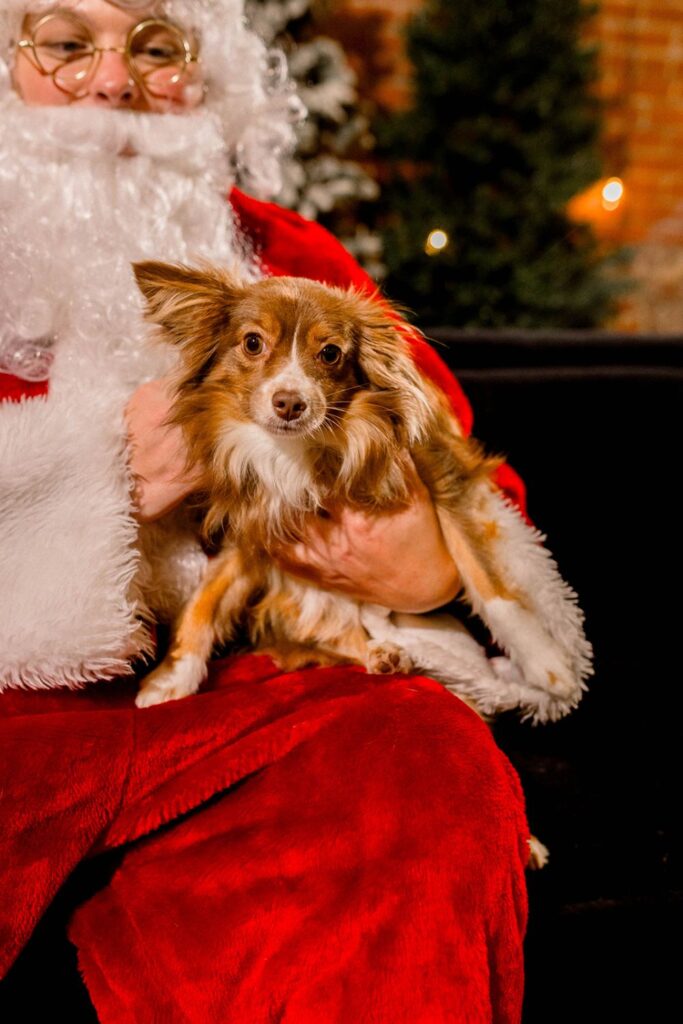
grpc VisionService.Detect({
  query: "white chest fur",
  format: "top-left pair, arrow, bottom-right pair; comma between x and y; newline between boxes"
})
216,421 -> 321,516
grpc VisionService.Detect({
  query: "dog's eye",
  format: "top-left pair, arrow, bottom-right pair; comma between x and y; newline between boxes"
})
243,334 -> 264,355
319,344 -> 342,366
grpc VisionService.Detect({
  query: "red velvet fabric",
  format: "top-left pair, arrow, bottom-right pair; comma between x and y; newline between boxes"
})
0,192 -> 530,1023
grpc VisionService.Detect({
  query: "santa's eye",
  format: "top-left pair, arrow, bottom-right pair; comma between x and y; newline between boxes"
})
319,344 -> 342,365
243,333 -> 264,355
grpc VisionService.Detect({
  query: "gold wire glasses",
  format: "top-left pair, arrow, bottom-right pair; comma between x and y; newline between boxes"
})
17,9 -> 200,100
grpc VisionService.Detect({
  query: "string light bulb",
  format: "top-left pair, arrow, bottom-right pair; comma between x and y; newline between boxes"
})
425,229 -> 449,255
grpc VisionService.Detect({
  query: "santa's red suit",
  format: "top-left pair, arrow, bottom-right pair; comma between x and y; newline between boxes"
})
0,191 -> 530,1024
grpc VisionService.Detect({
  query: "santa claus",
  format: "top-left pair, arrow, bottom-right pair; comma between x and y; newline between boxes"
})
0,0 -> 489,690
0,3 -> 532,1022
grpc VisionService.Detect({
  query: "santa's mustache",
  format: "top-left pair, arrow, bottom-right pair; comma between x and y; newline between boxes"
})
0,94 -> 231,176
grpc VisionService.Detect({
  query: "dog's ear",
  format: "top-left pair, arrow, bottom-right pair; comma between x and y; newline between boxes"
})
132,260 -> 244,382
351,293 -> 435,445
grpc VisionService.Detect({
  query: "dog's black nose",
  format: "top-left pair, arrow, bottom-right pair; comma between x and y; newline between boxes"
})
272,390 -> 308,421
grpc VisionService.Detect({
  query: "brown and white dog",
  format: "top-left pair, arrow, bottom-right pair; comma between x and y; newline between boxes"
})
131,261 -> 592,721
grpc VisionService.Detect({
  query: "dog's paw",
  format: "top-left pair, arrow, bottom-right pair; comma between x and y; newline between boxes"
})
518,646 -> 577,699
366,641 -> 413,675
135,654 -> 207,708
527,835 -> 550,870
483,598 -> 578,698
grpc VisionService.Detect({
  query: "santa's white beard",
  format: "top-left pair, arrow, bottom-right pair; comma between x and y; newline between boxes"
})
0,95 -> 262,691
0,93 -> 260,387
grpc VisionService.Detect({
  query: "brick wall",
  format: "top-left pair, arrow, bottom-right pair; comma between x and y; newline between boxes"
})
324,0 -> 683,246
317,0 -> 422,109
586,0 -> 683,244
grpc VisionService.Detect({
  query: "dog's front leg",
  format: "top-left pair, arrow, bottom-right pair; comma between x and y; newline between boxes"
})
136,548 -> 249,708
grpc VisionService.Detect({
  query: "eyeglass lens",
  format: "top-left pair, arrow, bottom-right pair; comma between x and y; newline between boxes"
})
30,13 -> 195,97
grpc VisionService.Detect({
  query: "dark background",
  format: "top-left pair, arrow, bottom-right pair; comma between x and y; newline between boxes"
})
435,329 -> 682,1022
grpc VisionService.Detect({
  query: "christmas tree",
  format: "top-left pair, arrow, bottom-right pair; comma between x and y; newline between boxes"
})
374,0 -> 617,328
246,0 -> 383,277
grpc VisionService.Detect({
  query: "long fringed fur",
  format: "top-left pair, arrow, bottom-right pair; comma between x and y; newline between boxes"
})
133,264 -> 593,721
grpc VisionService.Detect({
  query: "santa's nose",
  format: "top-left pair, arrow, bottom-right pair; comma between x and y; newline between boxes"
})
272,390 -> 308,421
90,51 -> 138,108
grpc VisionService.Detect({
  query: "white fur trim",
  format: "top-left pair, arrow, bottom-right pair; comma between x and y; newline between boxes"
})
0,390 -> 151,690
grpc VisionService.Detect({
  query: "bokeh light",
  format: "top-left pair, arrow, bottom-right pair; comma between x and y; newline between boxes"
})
601,177 -> 624,210
425,229 -> 449,255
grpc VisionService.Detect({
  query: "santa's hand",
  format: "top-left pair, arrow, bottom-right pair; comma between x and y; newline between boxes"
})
125,378 -> 203,522
271,469 -> 462,613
